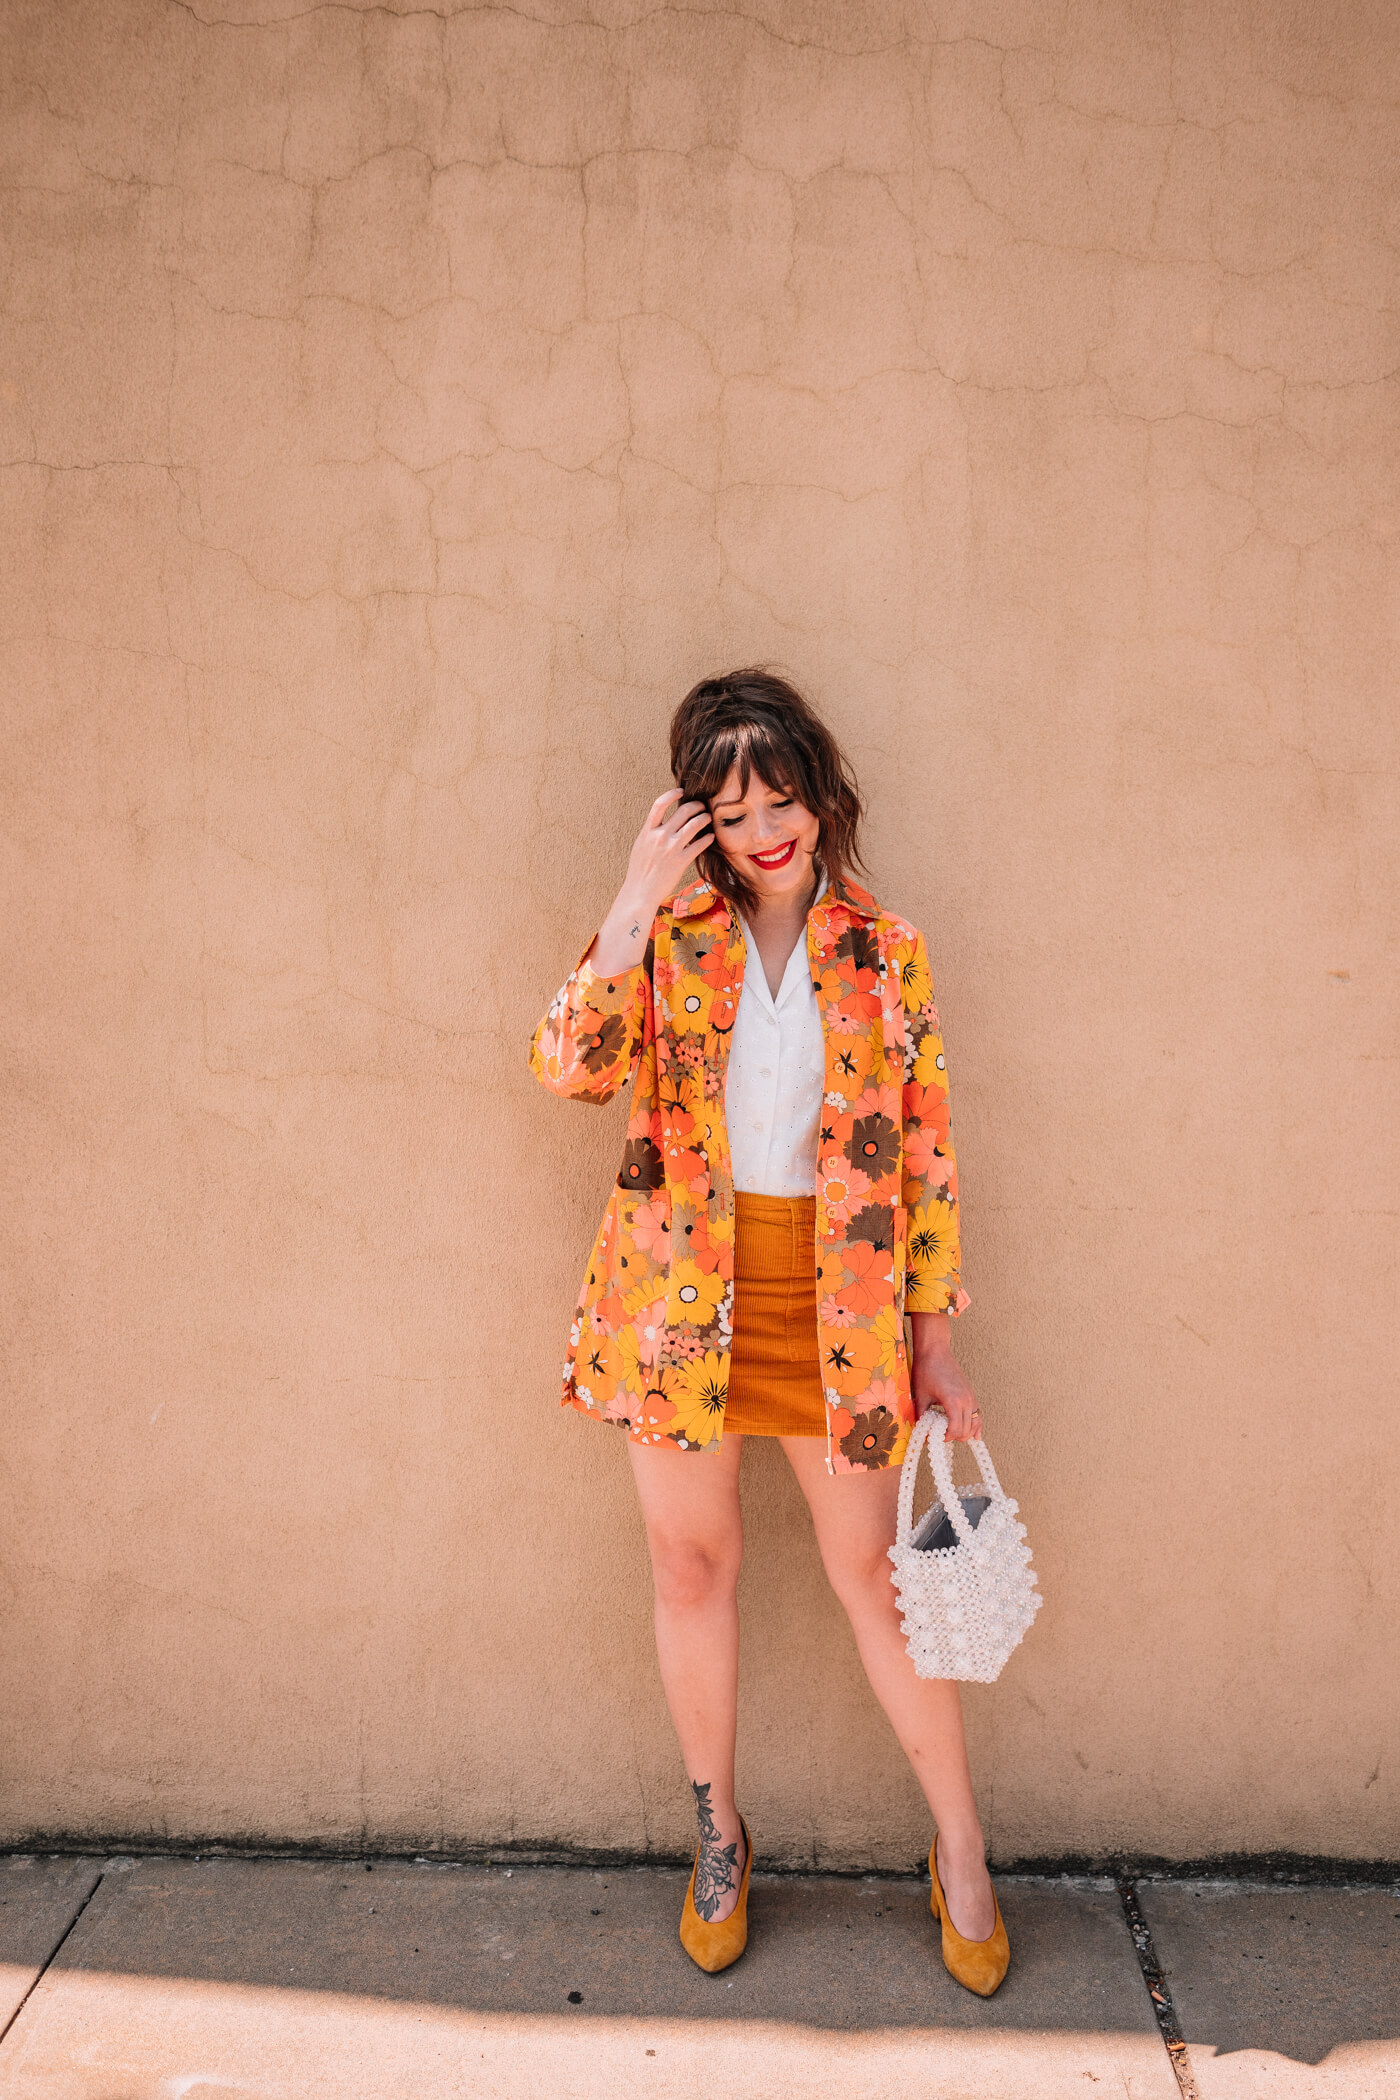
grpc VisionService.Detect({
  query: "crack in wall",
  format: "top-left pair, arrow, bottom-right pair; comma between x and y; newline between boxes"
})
1,0 -> 1396,1866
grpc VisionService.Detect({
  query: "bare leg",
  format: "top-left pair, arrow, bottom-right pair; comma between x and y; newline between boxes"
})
780,1435 -> 997,1940
627,1431 -> 748,1922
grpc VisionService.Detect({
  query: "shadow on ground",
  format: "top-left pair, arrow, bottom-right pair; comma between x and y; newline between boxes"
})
1140,1880 -> 1400,2067
8,1854 -> 1150,2033
1,1855 -> 1397,2099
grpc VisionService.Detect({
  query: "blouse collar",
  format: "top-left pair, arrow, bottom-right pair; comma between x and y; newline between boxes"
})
670,866 -> 877,924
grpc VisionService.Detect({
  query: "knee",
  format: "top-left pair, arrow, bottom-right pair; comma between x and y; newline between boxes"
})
649,1533 -> 741,1612
822,1537 -> 897,1616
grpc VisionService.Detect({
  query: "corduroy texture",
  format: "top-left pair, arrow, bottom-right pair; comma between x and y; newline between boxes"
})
724,1193 -> 827,1440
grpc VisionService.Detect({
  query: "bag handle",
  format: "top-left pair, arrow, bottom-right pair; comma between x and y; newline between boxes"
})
896,1407 -> 1009,1550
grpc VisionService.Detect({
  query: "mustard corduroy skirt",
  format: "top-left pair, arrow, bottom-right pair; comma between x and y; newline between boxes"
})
723,1190 -> 827,1438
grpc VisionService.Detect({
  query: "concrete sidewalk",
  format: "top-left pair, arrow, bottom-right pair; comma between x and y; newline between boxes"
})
0,1854 -> 1395,2099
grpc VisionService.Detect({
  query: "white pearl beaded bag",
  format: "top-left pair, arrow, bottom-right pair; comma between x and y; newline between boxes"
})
888,1408 -> 1042,1684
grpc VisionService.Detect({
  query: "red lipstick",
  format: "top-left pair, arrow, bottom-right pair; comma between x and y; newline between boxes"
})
749,839 -> 797,871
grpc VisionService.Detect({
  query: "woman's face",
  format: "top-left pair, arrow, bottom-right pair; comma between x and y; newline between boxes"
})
708,763 -> 821,905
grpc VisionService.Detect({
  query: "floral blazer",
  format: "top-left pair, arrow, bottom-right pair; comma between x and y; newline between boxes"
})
528,872 -> 969,1474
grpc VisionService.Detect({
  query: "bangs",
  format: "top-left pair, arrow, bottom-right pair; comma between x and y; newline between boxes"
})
679,718 -> 800,806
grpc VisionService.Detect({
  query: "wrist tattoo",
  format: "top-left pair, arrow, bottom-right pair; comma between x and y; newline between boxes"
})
691,1780 -> 741,1920
630,922 -> 640,940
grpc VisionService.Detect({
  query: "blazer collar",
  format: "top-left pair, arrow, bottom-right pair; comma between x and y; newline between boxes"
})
669,868 -> 880,924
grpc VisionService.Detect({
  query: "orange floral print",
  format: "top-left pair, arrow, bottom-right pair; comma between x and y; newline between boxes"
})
529,873 -> 969,1473
832,1241 -> 891,1318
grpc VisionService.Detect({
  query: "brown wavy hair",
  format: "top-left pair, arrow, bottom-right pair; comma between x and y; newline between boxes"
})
669,668 -> 866,917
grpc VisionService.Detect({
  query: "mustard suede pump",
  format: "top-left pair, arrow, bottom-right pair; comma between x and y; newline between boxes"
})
928,1836 -> 1010,1996
679,1816 -> 752,1973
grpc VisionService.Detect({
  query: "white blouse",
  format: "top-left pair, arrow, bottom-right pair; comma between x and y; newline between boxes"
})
725,878 -> 828,1199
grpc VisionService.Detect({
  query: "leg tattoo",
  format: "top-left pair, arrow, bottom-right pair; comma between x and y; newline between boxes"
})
691,1780 -> 742,1921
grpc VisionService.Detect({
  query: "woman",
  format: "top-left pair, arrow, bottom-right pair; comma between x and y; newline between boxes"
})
529,669 -> 1008,1995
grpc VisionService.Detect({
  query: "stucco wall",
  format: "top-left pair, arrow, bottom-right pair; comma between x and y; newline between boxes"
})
2,0 -> 1396,1869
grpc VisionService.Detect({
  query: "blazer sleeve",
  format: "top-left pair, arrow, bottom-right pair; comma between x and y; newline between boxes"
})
898,927 -> 971,1316
528,934 -> 653,1104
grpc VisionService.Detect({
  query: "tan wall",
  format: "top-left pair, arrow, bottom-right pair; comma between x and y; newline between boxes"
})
2,0 -> 1396,1870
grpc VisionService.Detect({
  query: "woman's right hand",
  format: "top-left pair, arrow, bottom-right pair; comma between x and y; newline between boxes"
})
586,789 -> 714,977
622,789 -> 713,913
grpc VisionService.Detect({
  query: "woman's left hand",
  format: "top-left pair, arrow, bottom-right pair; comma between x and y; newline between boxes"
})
909,1313 -> 982,1442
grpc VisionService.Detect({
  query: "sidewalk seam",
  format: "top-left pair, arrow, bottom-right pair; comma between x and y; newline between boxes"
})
1116,1874 -> 1201,2100
0,1867 -> 105,2051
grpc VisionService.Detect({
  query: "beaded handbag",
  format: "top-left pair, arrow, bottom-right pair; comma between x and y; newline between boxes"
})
888,1408 -> 1042,1684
